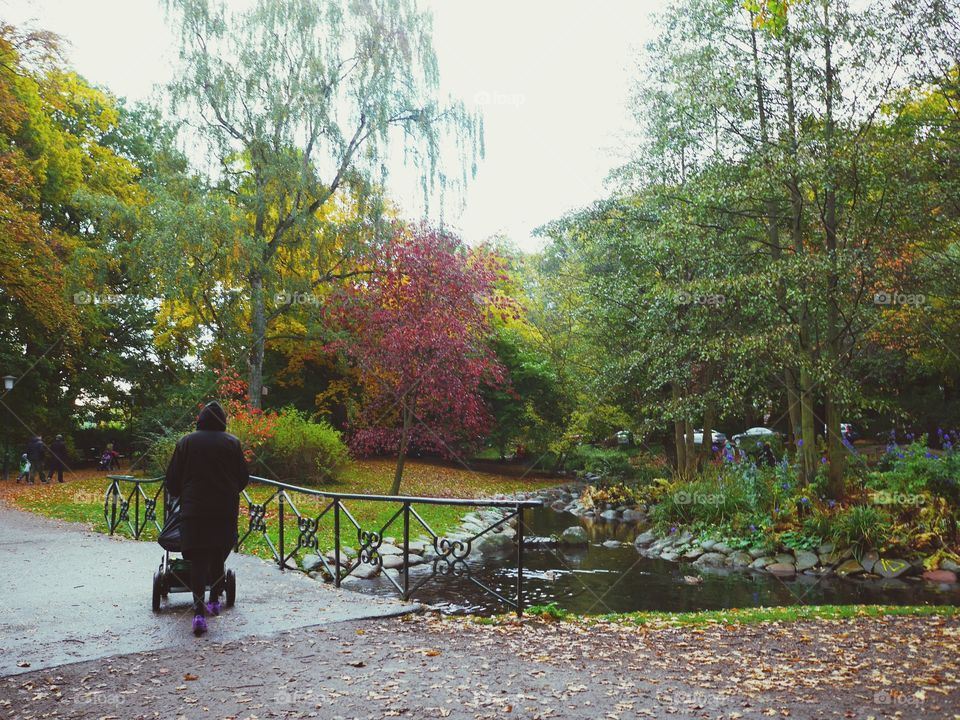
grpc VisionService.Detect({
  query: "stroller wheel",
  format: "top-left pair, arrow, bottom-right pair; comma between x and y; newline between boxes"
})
225,569 -> 236,607
152,571 -> 162,611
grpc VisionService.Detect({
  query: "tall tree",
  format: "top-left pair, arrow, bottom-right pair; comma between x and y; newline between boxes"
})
333,226 -> 508,495
163,0 -> 482,407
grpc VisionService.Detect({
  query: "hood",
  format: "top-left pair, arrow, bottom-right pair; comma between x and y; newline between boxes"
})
196,401 -> 228,431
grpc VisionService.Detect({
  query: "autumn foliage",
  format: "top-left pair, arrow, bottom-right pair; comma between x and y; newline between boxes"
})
331,225 -> 512,491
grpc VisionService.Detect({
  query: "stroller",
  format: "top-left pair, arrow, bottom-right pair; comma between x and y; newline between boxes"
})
153,494 -> 236,611
98,449 -> 120,471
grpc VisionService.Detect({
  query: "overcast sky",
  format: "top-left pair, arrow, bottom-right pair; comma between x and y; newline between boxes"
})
1,0 -> 661,251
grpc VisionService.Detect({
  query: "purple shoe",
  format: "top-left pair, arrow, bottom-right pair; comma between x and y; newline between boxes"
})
192,614 -> 208,636
205,601 -> 222,616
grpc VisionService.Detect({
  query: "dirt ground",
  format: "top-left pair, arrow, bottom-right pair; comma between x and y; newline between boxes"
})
2,613 -> 958,720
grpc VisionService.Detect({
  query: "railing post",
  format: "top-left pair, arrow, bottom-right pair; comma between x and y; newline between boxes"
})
402,501 -> 410,600
278,490 -> 285,571
109,481 -> 118,534
134,483 -> 141,539
334,499 -> 341,588
516,504 -> 525,618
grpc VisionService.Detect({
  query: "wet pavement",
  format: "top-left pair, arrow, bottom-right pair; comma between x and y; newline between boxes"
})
0,507 -> 415,676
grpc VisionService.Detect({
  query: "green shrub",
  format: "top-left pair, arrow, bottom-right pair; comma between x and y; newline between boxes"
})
832,505 -> 891,554
802,508 -> 836,543
881,441 -> 960,509
779,529 -> 821,552
141,429 -> 183,477
651,474 -> 752,528
565,445 -> 636,479
259,407 -> 349,484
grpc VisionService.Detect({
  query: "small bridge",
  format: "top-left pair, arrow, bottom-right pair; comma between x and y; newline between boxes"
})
105,475 -> 542,616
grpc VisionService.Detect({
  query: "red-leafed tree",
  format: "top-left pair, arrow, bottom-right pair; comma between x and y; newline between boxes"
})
334,225 -> 511,495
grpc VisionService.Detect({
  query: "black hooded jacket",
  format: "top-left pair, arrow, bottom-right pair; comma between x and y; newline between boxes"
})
164,402 -> 250,524
26,437 -> 45,463
48,438 -> 68,469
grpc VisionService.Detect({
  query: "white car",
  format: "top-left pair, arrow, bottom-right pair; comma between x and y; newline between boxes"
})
732,427 -> 779,447
693,429 -> 727,446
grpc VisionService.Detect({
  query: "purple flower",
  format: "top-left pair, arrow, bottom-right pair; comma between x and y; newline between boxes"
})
670,526 -> 677,534
897,452 -> 905,459
800,496 -> 810,504
906,433 -> 914,441
820,457 -> 828,464
711,444 -> 719,452
781,482 -> 790,490
749,524 -> 757,532
926,451 -> 935,459
797,439 -> 804,447
827,499 -> 836,509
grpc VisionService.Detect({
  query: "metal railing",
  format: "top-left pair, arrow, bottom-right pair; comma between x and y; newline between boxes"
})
105,474 -> 541,615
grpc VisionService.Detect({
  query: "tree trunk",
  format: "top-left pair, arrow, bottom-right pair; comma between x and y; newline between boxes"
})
799,363 -> 818,482
248,269 -> 266,410
784,18 -> 818,484
822,1 -> 846,496
785,368 -> 801,446
672,383 -> 686,473
701,402 -> 716,469
391,399 -> 414,496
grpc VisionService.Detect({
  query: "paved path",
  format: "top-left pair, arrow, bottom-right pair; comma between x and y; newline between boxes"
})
0,507 -> 415,676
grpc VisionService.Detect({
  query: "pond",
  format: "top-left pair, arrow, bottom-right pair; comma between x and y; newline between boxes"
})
346,506 -> 960,615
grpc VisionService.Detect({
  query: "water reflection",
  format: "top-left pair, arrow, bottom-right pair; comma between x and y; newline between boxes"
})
348,507 -> 960,615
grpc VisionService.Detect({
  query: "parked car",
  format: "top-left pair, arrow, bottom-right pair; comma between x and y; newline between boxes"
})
732,427 -> 780,447
823,422 -> 859,443
693,429 -> 727,446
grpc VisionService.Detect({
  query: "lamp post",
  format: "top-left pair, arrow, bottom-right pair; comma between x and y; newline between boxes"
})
1,375 -> 13,479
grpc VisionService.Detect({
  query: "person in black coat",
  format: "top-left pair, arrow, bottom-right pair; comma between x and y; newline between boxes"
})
26,436 -> 46,484
47,434 -> 68,483
165,401 -> 249,636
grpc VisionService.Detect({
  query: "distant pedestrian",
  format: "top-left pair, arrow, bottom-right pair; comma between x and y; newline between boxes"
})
98,442 -> 120,471
16,454 -> 30,484
26,435 -> 46,484
47,434 -> 68,483
760,442 -> 777,467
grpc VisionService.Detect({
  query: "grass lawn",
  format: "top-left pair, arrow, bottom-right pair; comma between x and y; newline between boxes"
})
2,459 -> 557,565
508,603 -> 960,627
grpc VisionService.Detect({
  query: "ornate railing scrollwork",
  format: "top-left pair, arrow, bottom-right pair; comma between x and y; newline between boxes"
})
105,473 -> 541,615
